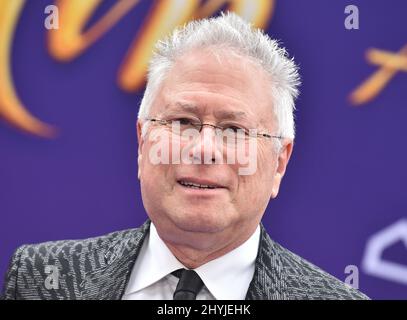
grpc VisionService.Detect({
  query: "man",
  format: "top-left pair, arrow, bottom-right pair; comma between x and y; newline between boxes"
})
1,12 -> 368,300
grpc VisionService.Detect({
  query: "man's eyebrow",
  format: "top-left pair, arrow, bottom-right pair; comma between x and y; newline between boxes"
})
171,102 -> 250,121
214,109 -> 248,121
173,102 -> 199,112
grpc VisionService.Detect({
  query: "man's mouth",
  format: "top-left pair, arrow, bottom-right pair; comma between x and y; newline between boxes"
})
178,181 -> 217,189
177,178 -> 225,190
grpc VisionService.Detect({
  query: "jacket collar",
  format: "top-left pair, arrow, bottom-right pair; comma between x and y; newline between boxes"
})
80,220 -> 151,300
245,223 -> 288,300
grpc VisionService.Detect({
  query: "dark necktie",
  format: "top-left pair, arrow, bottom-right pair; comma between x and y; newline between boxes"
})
172,268 -> 204,300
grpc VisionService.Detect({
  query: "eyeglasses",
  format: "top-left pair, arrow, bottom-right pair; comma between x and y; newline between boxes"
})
144,117 -> 283,145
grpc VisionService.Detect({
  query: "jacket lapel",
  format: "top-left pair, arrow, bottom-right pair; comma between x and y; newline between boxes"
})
245,223 -> 289,300
80,220 -> 151,300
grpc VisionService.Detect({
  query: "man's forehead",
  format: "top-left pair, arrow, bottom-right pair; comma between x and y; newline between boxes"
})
159,48 -> 271,96
171,48 -> 260,76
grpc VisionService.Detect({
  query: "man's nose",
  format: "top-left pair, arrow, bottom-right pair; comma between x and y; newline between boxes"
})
189,126 -> 223,164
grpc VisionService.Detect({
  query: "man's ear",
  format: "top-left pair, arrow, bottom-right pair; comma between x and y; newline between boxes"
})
270,140 -> 294,199
136,120 -> 144,180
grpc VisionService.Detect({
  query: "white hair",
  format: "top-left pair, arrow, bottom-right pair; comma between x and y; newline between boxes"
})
138,12 -> 300,140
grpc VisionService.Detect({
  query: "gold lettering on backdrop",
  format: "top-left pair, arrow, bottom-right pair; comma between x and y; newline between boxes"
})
0,0 -> 274,137
350,44 -> 407,106
48,0 -> 141,60
0,0 -> 55,137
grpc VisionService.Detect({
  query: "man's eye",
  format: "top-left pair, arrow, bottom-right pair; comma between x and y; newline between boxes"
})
175,118 -> 194,125
225,125 -> 245,133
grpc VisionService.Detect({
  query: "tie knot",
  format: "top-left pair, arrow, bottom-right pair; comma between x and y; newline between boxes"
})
172,268 -> 204,300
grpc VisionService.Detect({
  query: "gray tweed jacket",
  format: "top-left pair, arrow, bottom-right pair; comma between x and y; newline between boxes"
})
1,220 -> 368,300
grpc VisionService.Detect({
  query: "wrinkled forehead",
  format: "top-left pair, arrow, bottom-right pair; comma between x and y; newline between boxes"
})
168,47 -> 267,88
151,48 -> 276,127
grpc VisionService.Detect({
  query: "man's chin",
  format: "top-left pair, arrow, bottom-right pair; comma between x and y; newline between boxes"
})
169,213 -> 229,234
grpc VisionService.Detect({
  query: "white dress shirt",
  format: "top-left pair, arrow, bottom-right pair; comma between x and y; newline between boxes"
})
122,222 -> 260,300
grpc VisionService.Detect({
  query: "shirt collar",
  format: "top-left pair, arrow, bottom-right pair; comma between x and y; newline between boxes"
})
125,222 -> 260,300
124,223 -> 185,294
195,225 -> 260,299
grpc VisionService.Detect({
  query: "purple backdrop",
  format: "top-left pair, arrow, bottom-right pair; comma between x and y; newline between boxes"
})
1,0 -> 406,299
